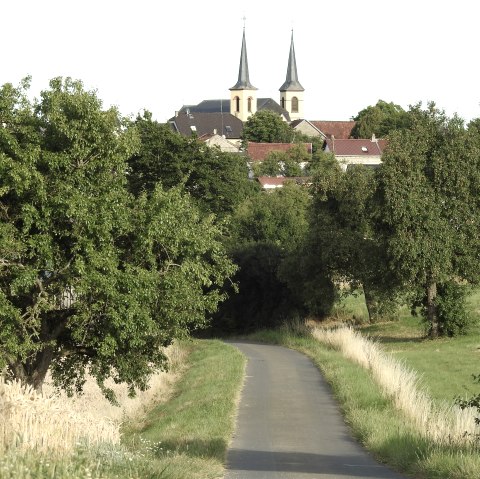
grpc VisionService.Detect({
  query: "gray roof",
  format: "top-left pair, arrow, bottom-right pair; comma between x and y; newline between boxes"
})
169,111 -> 243,139
279,32 -> 304,92
230,28 -> 257,91
178,98 -> 290,122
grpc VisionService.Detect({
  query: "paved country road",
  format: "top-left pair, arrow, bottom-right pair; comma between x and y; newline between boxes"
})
224,341 -> 409,479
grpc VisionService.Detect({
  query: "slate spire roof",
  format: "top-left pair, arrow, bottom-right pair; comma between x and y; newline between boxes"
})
230,28 -> 257,91
279,31 -> 304,92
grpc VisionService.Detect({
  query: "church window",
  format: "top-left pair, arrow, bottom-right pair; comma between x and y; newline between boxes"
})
292,97 -> 299,113
281,97 -> 285,109
248,97 -> 253,112
234,96 -> 240,112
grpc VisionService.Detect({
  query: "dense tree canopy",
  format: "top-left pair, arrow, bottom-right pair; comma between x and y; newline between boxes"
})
377,104 -> 480,336
241,110 -> 294,144
128,111 -> 257,216
308,158 -> 398,322
351,100 -> 410,138
214,183 -> 315,332
0,78 -> 235,395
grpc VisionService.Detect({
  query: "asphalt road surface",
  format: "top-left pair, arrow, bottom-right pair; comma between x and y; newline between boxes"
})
224,341 -> 408,479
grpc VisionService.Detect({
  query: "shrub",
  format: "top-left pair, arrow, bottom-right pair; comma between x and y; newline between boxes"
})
436,282 -> 474,336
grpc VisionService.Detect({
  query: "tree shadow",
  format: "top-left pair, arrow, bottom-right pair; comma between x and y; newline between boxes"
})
225,449 -> 406,478
154,437 -> 228,462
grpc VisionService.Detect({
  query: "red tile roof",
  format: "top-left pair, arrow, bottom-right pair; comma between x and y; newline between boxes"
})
247,142 -> 312,162
325,138 -> 387,156
310,121 -> 356,139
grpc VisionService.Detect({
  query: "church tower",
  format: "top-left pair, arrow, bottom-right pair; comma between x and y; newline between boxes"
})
279,31 -> 304,121
230,27 -> 257,122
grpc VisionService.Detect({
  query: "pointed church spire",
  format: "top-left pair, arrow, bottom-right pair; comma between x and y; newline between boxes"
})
230,27 -> 257,90
279,31 -> 304,92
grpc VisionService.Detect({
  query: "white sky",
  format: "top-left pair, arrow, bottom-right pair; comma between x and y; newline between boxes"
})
3,0 -> 479,123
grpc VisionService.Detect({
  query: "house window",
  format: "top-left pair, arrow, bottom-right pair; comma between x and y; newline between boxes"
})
248,97 -> 253,112
292,96 -> 299,113
234,96 -> 240,113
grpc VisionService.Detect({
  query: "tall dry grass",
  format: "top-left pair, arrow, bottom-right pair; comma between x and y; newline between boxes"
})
0,343 -> 186,455
312,326 -> 479,446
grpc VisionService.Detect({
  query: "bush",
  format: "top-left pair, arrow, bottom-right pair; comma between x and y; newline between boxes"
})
436,282 -> 474,336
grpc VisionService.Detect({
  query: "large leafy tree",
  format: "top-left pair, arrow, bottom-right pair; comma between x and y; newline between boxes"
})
308,158 -> 398,322
0,78 -> 235,395
378,104 -> 480,337
128,111 -> 257,216
214,183 -> 332,332
351,100 -> 410,138
241,110 -> 294,144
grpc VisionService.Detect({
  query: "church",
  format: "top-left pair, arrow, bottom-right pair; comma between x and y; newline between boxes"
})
169,28 -> 304,140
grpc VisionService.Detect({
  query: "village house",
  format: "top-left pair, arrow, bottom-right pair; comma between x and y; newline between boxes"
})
291,119 -> 356,140
323,135 -> 387,171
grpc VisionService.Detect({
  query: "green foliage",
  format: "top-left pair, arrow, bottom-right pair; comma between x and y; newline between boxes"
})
351,99 -> 410,138
308,158 -> 399,322
128,111 -> 257,216
214,184 -> 314,332
241,110 -> 294,144
0,79 -> 235,396
378,103 -> 480,336
252,144 -> 309,177
432,282 -> 473,337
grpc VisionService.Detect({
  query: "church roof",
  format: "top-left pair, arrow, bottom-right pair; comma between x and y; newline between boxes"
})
230,28 -> 257,91
279,32 -> 304,92
169,111 -> 243,139
178,98 -> 291,121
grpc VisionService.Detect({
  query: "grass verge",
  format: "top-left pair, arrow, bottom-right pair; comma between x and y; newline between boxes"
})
0,339 -> 245,479
249,323 -> 480,479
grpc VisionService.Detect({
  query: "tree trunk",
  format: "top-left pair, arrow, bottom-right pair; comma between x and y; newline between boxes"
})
10,346 -> 54,392
363,284 -> 377,323
426,281 -> 439,338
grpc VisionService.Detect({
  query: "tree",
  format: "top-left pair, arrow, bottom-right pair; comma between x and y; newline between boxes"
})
351,100 -> 410,138
241,110 -> 294,144
308,158 -> 399,322
214,183 -> 316,332
128,111 -> 257,216
0,78 -> 235,395
252,143 -> 309,177
377,104 -> 480,337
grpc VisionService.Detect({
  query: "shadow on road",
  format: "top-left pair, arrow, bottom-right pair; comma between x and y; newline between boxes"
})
227,448 -> 399,478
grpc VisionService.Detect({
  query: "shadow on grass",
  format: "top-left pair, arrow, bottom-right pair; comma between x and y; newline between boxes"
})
369,335 -> 426,344
154,438 -> 228,461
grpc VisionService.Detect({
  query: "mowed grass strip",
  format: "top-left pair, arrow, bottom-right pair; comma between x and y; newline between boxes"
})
122,339 -> 246,479
249,324 -> 480,479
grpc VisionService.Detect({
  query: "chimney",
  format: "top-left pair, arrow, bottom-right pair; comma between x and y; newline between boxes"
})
213,128 -> 217,135
371,133 -> 377,142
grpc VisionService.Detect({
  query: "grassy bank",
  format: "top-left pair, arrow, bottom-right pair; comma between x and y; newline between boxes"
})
249,323 -> 480,479
0,340 -> 245,479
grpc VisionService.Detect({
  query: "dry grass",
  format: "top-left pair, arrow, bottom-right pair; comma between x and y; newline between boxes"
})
0,343 -> 186,455
312,326 -> 480,446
